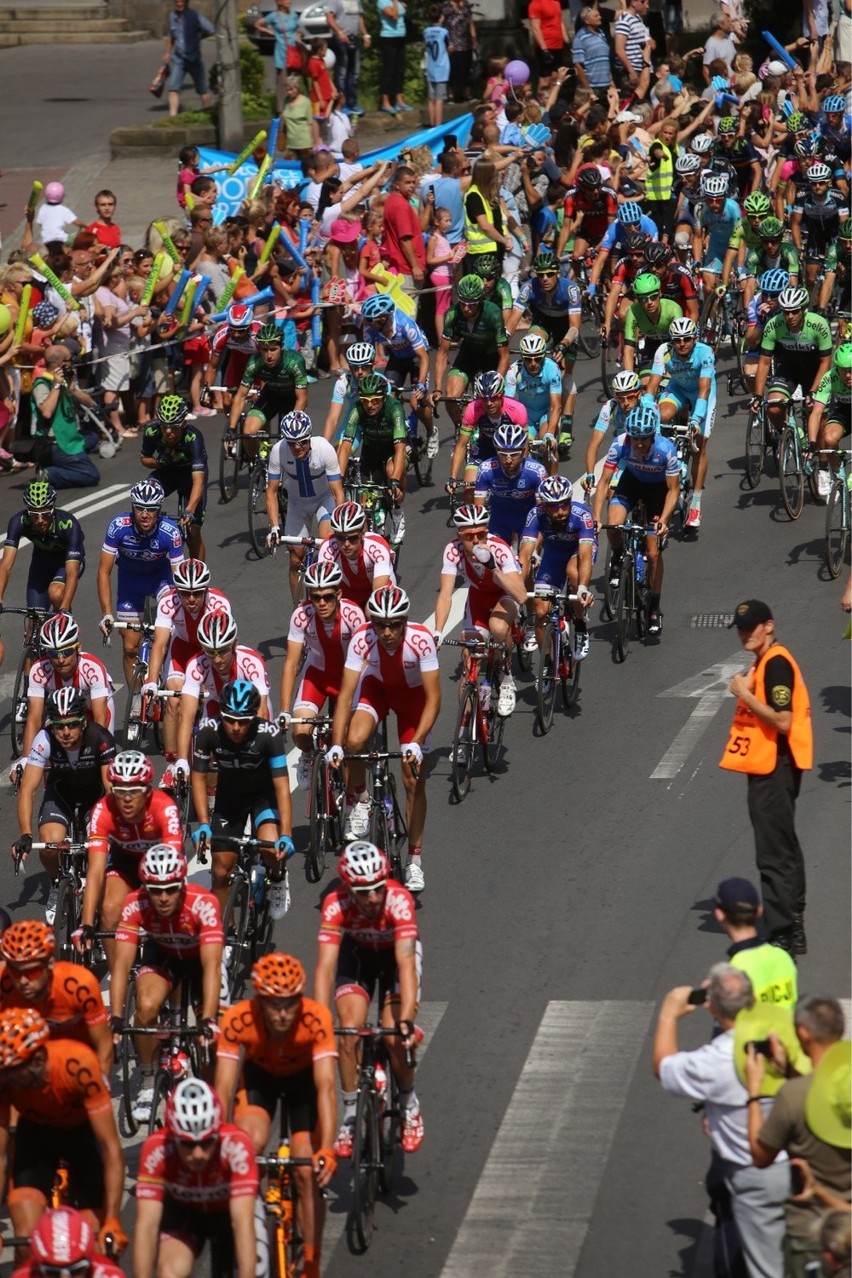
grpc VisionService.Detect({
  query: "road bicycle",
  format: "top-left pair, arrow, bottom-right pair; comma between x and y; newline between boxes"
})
533,591 -> 581,735
197,832 -> 276,1001
344,464 -> 405,568
399,388 -> 437,488
23,836 -> 88,963
510,601 -> 534,675
822,448 -> 852,579
118,976 -> 208,1138
218,388 -> 260,503
602,508 -> 660,662
564,254 -> 603,359
290,715 -> 344,883
660,421 -> 697,532
247,431 -> 289,558
443,636 -> 509,802
271,534 -> 318,601
776,404 -> 816,521
342,749 -> 410,881
255,1142 -> 317,1278
699,281 -> 745,359
743,400 -> 780,490
3,604 -> 52,757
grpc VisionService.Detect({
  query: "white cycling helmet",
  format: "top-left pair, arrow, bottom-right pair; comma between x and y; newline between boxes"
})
338,840 -> 390,889
108,751 -> 154,788
452,502 -> 489,530
537,475 -> 573,504
691,133 -> 714,154
173,558 -> 211,592
197,611 -> 238,651
130,479 -> 165,510
611,370 -> 641,395
670,317 -> 698,339
166,1078 -> 222,1143
493,422 -> 528,453
140,844 -> 188,886
330,501 -> 367,534
367,585 -> 410,620
520,332 -> 548,358
280,410 -> 312,442
778,286 -> 809,311
675,154 -> 701,175
304,560 -> 344,591
345,341 -> 375,368
40,612 -> 80,651
701,173 -> 729,197
807,162 -> 832,183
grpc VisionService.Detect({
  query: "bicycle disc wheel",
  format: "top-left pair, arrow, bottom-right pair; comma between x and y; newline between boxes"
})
744,408 -> 764,489
535,620 -> 558,735
119,980 -> 140,1137
352,1085 -> 379,1252
10,644 -> 33,758
614,562 -> 633,663
222,876 -> 251,1001
451,683 -> 477,803
778,426 -> 804,520
248,462 -> 272,558
53,878 -> 78,965
308,754 -> 334,882
147,1069 -> 171,1136
218,426 -> 242,503
825,480 -> 848,579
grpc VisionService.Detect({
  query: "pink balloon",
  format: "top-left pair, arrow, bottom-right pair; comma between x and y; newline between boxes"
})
505,59 -> 530,86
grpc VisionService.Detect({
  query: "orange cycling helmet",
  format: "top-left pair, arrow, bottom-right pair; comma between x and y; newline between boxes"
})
0,1007 -> 49,1069
251,953 -> 307,998
0,920 -> 55,964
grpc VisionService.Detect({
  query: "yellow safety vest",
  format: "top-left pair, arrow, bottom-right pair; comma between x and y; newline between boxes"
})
730,942 -> 798,1008
464,183 -> 497,255
645,141 -> 674,202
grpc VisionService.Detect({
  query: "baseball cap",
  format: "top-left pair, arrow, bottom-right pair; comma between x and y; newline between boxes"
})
715,877 -> 760,914
728,599 -> 773,629
766,59 -> 788,77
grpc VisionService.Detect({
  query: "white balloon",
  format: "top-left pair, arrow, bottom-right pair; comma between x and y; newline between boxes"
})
324,48 -> 336,69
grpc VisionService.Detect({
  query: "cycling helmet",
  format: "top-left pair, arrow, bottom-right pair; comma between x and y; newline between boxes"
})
251,952 -> 306,998
280,409 -> 313,442
226,302 -> 252,329
330,501 -> 367,534
257,321 -> 283,345
172,558 -> 211,592
633,272 -> 661,298
833,343 -> 852,371
166,1078 -> 223,1143
358,372 -> 388,399
626,403 -> 661,438
456,274 -> 485,302
701,173 -> 729,197
670,316 -> 698,339
220,678 -> 261,719
807,162 -> 832,182
625,233 -> 647,252
793,137 -> 817,160
618,201 -> 642,225
303,560 -> 344,591
786,111 -> 806,134
757,216 -> 784,241
611,370 -> 641,394
675,154 -> 701,175
840,217 -> 852,240
533,250 -> 558,274
197,610 -> 238,651
537,475 -> 573,505
39,611 -> 80,652
23,480 -> 57,512
338,840 -> 390,889
345,341 -> 375,368
30,1209 -> 94,1270
32,301 -> 59,330
108,751 -> 154,788
361,293 -> 396,321
743,192 -> 771,217
452,503 -> 489,530
493,422 -> 528,453
717,115 -> 737,135
156,394 -> 189,427
44,182 -> 65,205
473,253 -> 500,277
367,584 -> 410,620
578,166 -> 603,189
474,370 -> 505,399
644,242 -> 673,268
0,1007 -> 49,1069
46,687 -> 86,724
520,332 -> 548,358
691,133 -> 713,154
758,268 -> 789,295
140,844 -> 187,887
130,478 -> 165,510
778,286 -> 809,311
0,920 -> 55,964
823,95 -> 845,113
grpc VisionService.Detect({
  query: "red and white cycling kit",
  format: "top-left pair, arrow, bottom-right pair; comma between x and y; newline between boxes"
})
182,645 -> 270,718
318,881 -> 419,953
345,622 -> 439,743
154,587 -> 233,678
27,651 -> 116,732
88,790 -> 183,885
210,320 -> 261,388
13,1258 -> 124,1278
317,533 -> 395,609
115,884 -> 224,964
136,1125 -> 258,1215
288,599 -> 365,711
441,534 -> 522,633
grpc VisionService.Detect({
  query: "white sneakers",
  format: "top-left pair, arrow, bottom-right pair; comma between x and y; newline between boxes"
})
404,859 -> 424,892
573,628 -> 590,661
344,797 -> 371,840
497,674 -> 516,717
268,872 -> 290,921
426,428 -> 440,459
132,1083 -> 155,1124
295,751 -> 312,791
45,882 -> 59,926
817,468 -> 833,498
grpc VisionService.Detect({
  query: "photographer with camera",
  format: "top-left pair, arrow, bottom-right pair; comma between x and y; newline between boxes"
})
31,346 -> 100,490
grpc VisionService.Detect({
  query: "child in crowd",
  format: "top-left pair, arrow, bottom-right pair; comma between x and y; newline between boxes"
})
307,39 -> 335,122
175,146 -> 227,210
326,89 -> 353,158
484,56 -> 510,106
358,207 -> 384,294
425,205 -> 455,323
423,5 -> 450,126
34,184 -> 86,246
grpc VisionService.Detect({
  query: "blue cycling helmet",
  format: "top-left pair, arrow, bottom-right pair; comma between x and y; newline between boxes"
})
538,475 -> 573,505
758,268 -> 790,296
280,410 -> 312,442
823,95 -> 845,113
618,201 -> 642,226
220,679 -> 261,719
130,479 -> 165,509
361,294 -> 395,321
625,403 -> 660,439
474,370 -> 505,399
493,422 -> 528,453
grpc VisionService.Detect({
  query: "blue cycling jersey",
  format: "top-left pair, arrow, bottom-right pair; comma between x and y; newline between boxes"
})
592,397 -> 631,437
600,214 -> 658,253
363,309 -> 428,361
746,294 -> 780,330
505,356 -> 562,425
604,433 -> 679,483
513,276 -> 582,320
102,513 -> 184,579
696,197 -> 742,247
522,501 -> 596,550
474,456 -> 547,538
650,340 -> 716,417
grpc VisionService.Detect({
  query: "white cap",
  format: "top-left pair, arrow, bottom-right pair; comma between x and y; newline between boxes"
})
615,110 -> 642,124
765,59 -> 788,77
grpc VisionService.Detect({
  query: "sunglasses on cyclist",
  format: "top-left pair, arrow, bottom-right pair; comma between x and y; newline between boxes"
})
201,647 -> 235,658
359,395 -> 384,407
459,529 -> 489,541
45,648 -> 79,659
459,299 -> 480,308
39,1262 -> 90,1277
374,619 -> 405,631
523,354 -> 543,363
352,884 -> 387,897
178,588 -> 205,598
147,883 -> 183,896
309,592 -> 338,603
221,713 -> 253,724
334,532 -> 362,543
51,718 -> 85,730
112,786 -> 147,795
672,336 -> 694,344
264,995 -> 301,1011
536,270 -> 558,278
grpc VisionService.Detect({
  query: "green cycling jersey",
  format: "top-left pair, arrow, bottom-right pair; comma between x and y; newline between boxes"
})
813,368 -> 852,409
745,243 -> 800,280
441,300 -> 508,357
624,298 -> 683,346
240,349 -> 308,399
342,396 -> 408,460
760,312 -> 832,366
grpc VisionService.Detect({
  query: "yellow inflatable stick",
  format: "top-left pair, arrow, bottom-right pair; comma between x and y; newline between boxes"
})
28,254 -> 80,312
13,285 -> 32,346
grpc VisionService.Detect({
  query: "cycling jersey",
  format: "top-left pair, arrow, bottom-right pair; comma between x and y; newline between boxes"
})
651,340 -> 716,410
819,118 -> 851,163
288,598 -> 365,695
363,309 -> 428,360
115,883 -> 223,958
610,255 -> 642,291
193,718 -> 288,810
218,996 -> 337,1077
4,509 -> 85,562
0,1038 -> 112,1130
441,534 -> 520,593
659,264 -> 698,309
603,432 -> 680,483
730,220 -> 765,254
27,651 -> 115,730
211,319 -> 262,384
140,424 -> 208,474
484,278 -> 513,312
318,880 -> 418,951
88,790 -> 183,862
695,197 -> 742,251
267,437 -> 341,499
460,395 -> 529,462
599,215 -> 658,253
26,722 -> 115,806
714,138 -> 758,191
744,242 -> 800,279
154,587 -> 233,673
793,188 -> 848,260
137,1125 -> 258,1212
183,646 -> 270,718
563,184 -> 619,242
344,622 -> 439,693
623,299 -> 683,346
0,961 -> 108,1044
441,300 -> 508,357
341,397 -> 407,468
592,397 -> 631,437
512,276 -> 582,326
474,456 -> 547,542
522,501 -> 596,589
317,533 -> 395,607
505,357 -> 562,426
760,313 -> 832,384
239,350 -> 308,400
101,513 -> 184,617
746,295 -> 781,331
814,369 -> 852,429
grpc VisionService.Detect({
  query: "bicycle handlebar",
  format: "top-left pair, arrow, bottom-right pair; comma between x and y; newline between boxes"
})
343,750 -> 420,779
255,1154 -> 316,1169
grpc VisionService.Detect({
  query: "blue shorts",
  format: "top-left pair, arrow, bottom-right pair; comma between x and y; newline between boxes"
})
26,550 -> 85,609
168,55 -> 208,95
702,251 -> 725,276
658,383 -> 718,438
116,571 -> 173,621
489,509 -> 532,547
535,543 -> 580,592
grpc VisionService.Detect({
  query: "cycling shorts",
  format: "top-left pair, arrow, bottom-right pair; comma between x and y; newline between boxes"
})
824,402 -> 851,434
165,637 -> 195,682
153,466 -> 208,527
236,1062 -> 317,1135
137,942 -> 203,993
160,1199 -> 235,1260
384,354 -> 422,387
450,350 -> 500,387
354,676 -> 428,747
284,491 -> 336,540
535,542 -> 582,591
116,573 -> 171,621
334,932 -> 422,1005
248,391 -> 296,431
27,549 -> 84,610
610,473 -> 668,518
106,845 -> 143,887
222,350 -> 251,388
11,1117 -> 103,1211
529,312 -> 575,351
294,667 -> 339,713
488,509 -> 531,547
658,383 -> 718,438
463,586 -> 519,636
211,802 -> 280,845
701,254 -> 725,276
38,788 -> 100,831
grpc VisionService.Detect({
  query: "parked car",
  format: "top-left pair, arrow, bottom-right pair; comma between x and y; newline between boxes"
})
243,0 -> 332,54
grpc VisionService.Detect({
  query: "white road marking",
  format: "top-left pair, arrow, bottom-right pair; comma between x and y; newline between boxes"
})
441,1000 -> 650,1278
651,652 -> 746,781
0,484 -> 129,548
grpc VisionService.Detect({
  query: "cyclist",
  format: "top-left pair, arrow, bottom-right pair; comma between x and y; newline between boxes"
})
587,201 -> 658,296
176,611 -> 271,768
280,560 -> 365,790
642,242 -> 699,323
742,216 -> 800,308
518,473 -> 595,657
583,370 -> 643,492
0,481 -> 84,621
205,302 -> 261,408
216,954 -> 337,1278
556,166 -> 619,275
313,842 -> 422,1157
143,558 -> 233,777
0,1007 -> 125,1256
819,94 -> 851,166
692,172 -> 742,295
227,320 -> 308,459
836,218 -> 852,316
337,375 -> 407,547
434,504 -> 528,714
266,410 -> 345,604
672,153 -> 704,251
20,612 -> 115,764
328,587 -> 439,890
752,286 -> 833,439
742,268 -> 789,393
323,342 -> 392,445
359,293 -> 436,453
316,501 -> 395,609
602,233 -> 652,347
191,679 -> 293,920
591,402 -> 680,635
505,332 -> 562,442
14,687 -> 115,924
622,273 -> 683,376
791,162 -> 847,312
448,370 -> 530,498
733,190 -> 773,281
0,920 -> 112,1079
12,1207 -> 125,1278
807,344 -> 852,499
508,250 -> 582,451
97,479 -> 184,690
646,316 -> 717,530
431,274 -> 510,434
110,845 -> 223,1124
713,115 -> 761,196
79,751 -> 183,965
134,1078 -> 258,1278
139,393 -> 208,560
474,422 -> 547,549
471,253 -> 513,324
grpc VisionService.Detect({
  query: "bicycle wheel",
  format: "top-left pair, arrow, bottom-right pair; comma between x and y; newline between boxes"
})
578,299 -> 602,357
119,980 -> 139,1137
599,328 -> 619,400
386,770 -> 408,880
614,559 -> 633,663
515,607 -> 533,673
743,407 -> 764,489
561,622 -> 581,710
698,290 -> 719,350
308,754 -> 338,882
778,426 -> 805,520
635,580 -> 649,639
825,480 -> 848,579
147,1068 -> 171,1136
248,461 -> 272,559
218,425 -> 242,503
451,683 -> 477,803
222,875 -> 251,1001
483,679 -> 506,774
53,878 -> 78,964
10,643 -> 34,758
379,1057 -> 402,1195
535,620 -> 558,735
352,1084 -> 379,1252
601,547 -> 617,622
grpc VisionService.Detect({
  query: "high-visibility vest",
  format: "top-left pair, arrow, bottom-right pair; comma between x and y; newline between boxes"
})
719,642 -> 813,775
645,141 -> 674,202
730,942 -> 797,1008
464,183 -> 497,254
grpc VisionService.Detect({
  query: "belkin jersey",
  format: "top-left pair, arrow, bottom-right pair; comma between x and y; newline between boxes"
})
604,432 -> 679,483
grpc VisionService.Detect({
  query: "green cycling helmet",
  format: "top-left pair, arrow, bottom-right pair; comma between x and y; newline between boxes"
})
23,480 -> 57,512
834,343 -> 852,371
473,253 -> 500,278
633,272 -> 661,298
533,250 -> 557,274
358,373 -> 388,398
786,111 -> 805,133
457,274 -> 485,303
757,216 -> 784,241
743,192 -> 771,217
257,321 -> 283,346
718,116 -> 737,135
840,217 -> 852,241
156,394 -> 189,427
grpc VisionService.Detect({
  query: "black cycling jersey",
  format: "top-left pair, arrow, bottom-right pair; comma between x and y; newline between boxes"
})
29,722 -> 115,808
5,510 -> 85,562
193,718 -> 288,808
794,188 -> 847,258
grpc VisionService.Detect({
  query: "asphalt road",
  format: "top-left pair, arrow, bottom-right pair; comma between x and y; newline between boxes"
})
0,339 -> 848,1277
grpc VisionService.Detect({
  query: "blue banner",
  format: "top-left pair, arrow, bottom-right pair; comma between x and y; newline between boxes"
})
199,114 -> 473,224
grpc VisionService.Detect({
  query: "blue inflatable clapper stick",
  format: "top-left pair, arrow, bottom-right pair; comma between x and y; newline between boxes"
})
311,275 -> 321,349
267,116 -> 281,158
161,269 -> 192,317
761,30 -> 797,70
